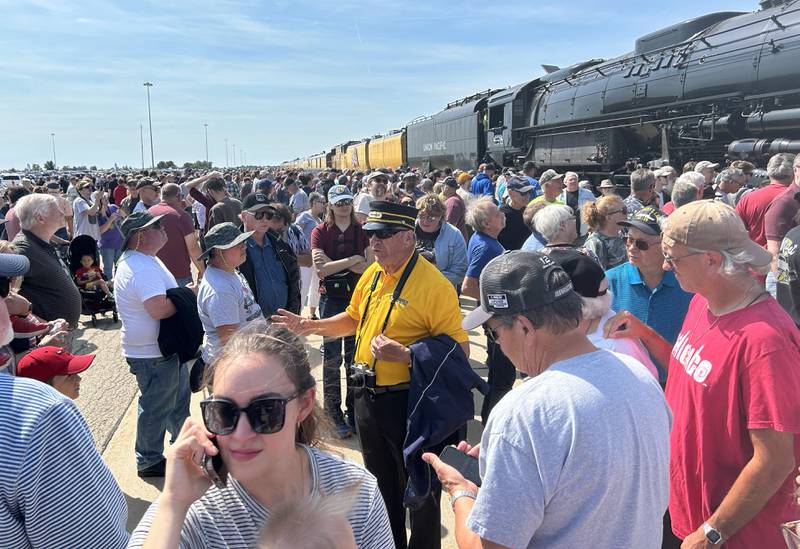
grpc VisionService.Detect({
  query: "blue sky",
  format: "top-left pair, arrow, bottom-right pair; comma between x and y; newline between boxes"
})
0,0 -> 759,170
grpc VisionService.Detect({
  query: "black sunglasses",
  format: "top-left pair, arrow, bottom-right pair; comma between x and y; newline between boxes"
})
249,209 -> 275,220
623,234 -> 659,251
333,199 -> 353,207
200,392 -> 301,435
365,228 -> 404,240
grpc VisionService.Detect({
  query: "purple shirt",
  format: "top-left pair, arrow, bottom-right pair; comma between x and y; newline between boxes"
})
98,205 -> 124,250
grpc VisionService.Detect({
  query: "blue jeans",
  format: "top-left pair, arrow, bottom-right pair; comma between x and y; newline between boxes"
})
100,246 -> 122,279
127,354 -> 190,469
320,295 -> 355,425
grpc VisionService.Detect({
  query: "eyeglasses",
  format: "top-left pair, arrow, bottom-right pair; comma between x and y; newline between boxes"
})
623,235 -> 660,251
248,209 -> 275,220
200,391 -> 301,435
419,215 -> 441,223
333,200 -> 353,207
370,178 -> 388,185
365,228 -> 404,240
607,207 -> 627,216
662,250 -> 704,267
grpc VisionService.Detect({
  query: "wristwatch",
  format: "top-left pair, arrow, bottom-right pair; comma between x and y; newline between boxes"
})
703,522 -> 724,545
450,489 -> 477,511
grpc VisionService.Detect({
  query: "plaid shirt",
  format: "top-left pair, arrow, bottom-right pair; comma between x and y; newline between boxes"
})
225,179 -> 241,200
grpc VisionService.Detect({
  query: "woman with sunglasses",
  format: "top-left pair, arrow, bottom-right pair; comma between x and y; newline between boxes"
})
129,323 -> 394,548
309,185 -> 370,439
414,194 -> 467,290
582,195 -> 629,270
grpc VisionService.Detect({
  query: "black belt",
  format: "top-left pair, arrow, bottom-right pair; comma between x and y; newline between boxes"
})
364,383 -> 410,395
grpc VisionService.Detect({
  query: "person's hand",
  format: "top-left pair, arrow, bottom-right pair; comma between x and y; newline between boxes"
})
602,310 -> 646,340
39,330 -> 69,348
208,171 -> 223,179
456,441 -> 480,458
48,318 -> 70,334
160,418 -> 217,510
370,334 -> 411,363
422,450 -> 478,498
271,308 -> 314,336
680,527 -> 713,549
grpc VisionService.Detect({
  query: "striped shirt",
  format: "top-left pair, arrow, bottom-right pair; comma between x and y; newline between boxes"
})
0,375 -> 129,548
128,445 -> 394,548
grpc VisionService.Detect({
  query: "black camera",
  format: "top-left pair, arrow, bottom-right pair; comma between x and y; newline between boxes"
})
349,363 -> 376,389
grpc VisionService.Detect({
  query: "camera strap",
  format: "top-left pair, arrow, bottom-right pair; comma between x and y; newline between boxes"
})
353,251 -> 419,371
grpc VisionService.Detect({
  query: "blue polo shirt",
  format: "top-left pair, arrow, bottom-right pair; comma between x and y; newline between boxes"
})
606,262 -> 693,379
245,236 -> 288,316
466,232 -> 505,279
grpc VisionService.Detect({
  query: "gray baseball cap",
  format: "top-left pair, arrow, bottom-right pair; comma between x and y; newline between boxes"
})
198,222 -> 254,260
539,169 -> 564,185
462,251 -> 575,330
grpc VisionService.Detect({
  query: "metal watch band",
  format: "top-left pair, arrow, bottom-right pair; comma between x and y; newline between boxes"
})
450,489 -> 477,511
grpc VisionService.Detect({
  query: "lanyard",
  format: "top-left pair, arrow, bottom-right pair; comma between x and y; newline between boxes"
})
353,252 -> 419,370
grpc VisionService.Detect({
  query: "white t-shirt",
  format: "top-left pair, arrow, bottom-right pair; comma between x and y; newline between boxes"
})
72,197 -> 101,240
354,192 -> 375,217
197,267 -> 262,362
469,349 -> 671,548
587,310 -> 659,379
115,250 -> 178,358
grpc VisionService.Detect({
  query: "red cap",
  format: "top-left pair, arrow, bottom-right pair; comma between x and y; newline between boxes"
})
16,346 -> 95,382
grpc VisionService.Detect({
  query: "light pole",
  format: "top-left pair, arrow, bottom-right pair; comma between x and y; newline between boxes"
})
225,138 -> 229,168
204,123 -> 209,165
50,133 -> 56,168
140,124 -> 145,169
143,82 -> 155,168
232,143 -> 236,167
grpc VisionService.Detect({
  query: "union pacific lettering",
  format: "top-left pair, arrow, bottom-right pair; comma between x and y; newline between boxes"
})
671,331 -> 713,383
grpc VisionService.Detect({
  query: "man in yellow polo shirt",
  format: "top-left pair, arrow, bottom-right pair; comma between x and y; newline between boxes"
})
273,200 -> 468,549
528,168 -> 566,206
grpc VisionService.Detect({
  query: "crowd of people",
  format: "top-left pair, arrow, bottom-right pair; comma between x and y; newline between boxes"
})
0,155 -> 799,548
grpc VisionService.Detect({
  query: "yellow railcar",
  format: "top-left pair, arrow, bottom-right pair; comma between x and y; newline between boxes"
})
367,131 -> 406,169
348,140 -> 370,170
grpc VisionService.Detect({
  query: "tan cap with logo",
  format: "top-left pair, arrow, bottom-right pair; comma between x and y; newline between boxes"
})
662,200 -> 772,266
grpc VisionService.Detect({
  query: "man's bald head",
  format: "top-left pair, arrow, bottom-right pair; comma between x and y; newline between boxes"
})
161,183 -> 182,201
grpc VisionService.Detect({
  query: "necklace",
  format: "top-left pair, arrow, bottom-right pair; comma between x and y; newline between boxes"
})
689,285 -> 767,342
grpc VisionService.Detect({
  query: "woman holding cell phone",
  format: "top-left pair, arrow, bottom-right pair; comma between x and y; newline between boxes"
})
129,322 -> 394,549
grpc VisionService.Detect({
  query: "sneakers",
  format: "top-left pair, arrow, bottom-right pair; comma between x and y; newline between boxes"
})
11,314 -> 50,339
137,458 -> 167,478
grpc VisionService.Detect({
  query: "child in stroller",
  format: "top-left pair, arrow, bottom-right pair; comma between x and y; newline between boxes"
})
69,235 -> 118,326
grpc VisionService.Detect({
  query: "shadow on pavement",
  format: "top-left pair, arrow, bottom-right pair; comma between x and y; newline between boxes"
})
124,491 -> 154,533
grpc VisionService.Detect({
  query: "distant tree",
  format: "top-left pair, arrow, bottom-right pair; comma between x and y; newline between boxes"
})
43,160 -> 55,170
182,160 -> 213,170
31,163 -> 41,171
157,160 -> 177,169
61,165 -> 71,171
90,165 -> 97,171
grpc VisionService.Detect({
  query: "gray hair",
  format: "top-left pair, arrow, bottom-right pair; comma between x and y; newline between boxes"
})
16,194 -> 60,230
677,172 -> 705,191
684,245 -> 770,277
494,268 -> 583,335
630,169 -> 655,192
308,192 -> 325,205
671,180 -> 701,209
766,153 -> 795,183
533,204 -> 574,241
717,168 -> 744,183
465,196 -> 496,231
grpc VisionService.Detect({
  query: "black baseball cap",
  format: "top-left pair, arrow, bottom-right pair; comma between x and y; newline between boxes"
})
505,176 -> 534,194
364,201 -> 417,231
462,251 -> 575,330
135,178 -> 158,191
617,206 -> 664,236
242,192 -> 274,212
547,249 -> 606,298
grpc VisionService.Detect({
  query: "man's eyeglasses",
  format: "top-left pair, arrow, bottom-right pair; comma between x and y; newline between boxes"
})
248,209 -> 275,220
333,199 -> 353,207
365,228 -> 404,240
370,178 -> 388,185
200,392 -> 301,435
623,235 -> 660,251
662,250 -> 704,267
419,215 -> 441,223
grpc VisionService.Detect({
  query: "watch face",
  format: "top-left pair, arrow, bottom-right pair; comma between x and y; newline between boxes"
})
706,530 -> 722,543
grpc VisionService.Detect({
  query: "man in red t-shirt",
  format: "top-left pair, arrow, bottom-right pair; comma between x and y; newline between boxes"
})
736,152 -> 795,246
605,200 -> 800,548
148,184 -> 203,287
764,154 -> 800,278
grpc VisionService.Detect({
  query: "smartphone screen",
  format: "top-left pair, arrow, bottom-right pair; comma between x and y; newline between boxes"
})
439,446 -> 481,487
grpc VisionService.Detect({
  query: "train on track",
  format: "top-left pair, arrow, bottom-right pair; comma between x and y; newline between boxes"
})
283,0 -> 800,181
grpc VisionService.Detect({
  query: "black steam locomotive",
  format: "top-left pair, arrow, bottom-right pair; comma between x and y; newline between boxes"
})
287,0 -> 800,178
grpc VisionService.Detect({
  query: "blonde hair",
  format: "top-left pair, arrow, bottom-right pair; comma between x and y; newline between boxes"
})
258,482 -> 361,549
203,321 -> 330,446
416,194 -> 445,219
582,195 -> 625,231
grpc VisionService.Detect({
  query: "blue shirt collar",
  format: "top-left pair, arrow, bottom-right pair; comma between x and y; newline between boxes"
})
625,262 -> 678,289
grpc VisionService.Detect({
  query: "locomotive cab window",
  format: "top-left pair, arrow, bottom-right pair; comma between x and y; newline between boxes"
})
489,105 -> 504,130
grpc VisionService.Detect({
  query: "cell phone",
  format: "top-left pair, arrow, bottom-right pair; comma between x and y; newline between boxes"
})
439,446 -> 481,487
201,438 -> 228,489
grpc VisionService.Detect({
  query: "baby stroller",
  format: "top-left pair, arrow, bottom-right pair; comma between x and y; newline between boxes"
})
69,235 -> 118,327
